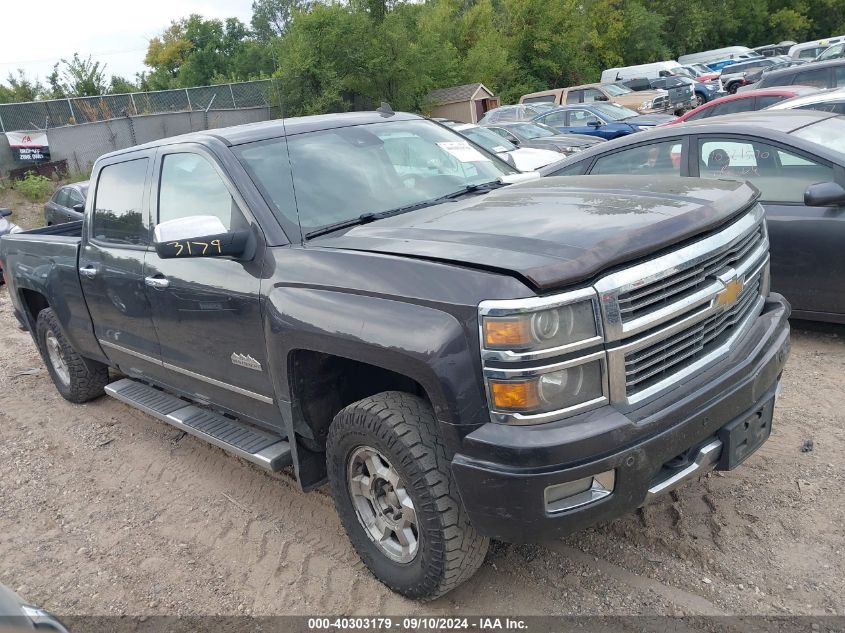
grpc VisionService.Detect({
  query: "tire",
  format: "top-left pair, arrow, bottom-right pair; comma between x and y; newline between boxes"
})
695,93 -> 707,106
728,83 -> 740,94
326,391 -> 489,600
36,307 -> 109,403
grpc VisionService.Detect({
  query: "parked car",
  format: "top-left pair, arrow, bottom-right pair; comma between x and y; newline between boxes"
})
649,75 -> 719,107
539,110 -> 845,323
600,61 -> 685,84
766,86 -> 845,114
0,208 -> 22,286
0,110 -> 791,599
662,87 -> 819,125
719,58 -> 780,90
816,42 -> 845,62
481,120 -> 604,153
446,121 -> 565,169
678,46 -> 756,67
532,103 -> 674,139
682,63 -> 721,82
788,36 -> 845,60
44,181 -> 88,225
754,42 -> 797,57
477,103 -> 556,124
520,82 -> 673,114
754,58 -> 845,89
743,58 -> 807,84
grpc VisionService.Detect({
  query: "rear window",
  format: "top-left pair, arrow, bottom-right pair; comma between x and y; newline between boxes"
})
92,159 -> 149,245
791,117 -> 845,156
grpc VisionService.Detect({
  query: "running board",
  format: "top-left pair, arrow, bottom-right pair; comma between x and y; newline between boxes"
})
105,378 -> 292,471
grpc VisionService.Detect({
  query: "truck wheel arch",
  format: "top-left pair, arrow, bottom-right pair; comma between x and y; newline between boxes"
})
19,288 -> 50,331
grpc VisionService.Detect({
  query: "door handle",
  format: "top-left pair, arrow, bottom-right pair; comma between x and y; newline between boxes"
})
79,264 -> 98,279
144,276 -> 170,289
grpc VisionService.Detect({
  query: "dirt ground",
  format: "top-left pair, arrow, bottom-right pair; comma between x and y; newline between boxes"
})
0,186 -> 51,230
0,292 -> 842,617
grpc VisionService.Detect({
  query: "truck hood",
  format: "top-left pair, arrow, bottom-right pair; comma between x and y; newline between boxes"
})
313,176 -> 760,292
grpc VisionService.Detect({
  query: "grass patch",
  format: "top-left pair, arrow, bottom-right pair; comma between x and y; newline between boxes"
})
13,172 -> 54,203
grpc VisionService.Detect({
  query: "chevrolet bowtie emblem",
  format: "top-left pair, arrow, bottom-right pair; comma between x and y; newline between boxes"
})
716,277 -> 744,308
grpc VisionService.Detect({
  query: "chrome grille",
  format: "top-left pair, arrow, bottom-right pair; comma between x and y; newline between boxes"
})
617,224 -> 764,322
623,268 -> 763,396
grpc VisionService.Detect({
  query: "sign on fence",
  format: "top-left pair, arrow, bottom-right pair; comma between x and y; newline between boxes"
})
6,131 -> 50,162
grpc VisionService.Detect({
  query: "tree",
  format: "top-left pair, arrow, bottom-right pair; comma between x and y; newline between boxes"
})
109,75 -> 140,94
0,70 -> 45,103
251,0 -> 312,39
47,53 -> 108,98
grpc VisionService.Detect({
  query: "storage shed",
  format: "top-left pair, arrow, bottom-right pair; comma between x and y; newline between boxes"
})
426,83 -> 499,123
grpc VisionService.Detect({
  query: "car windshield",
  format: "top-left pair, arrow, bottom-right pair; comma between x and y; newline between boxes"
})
790,117 -> 845,156
234,119 -> 516,235
603,83 -> 632,96
508,122 -> 559,139
591,102 -> 639,120
458,126 -> 517,153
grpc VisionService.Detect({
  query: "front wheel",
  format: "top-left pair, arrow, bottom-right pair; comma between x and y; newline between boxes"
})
326,391 -> 489,600
695,93 -> 707,106
36,308 -> 109,403
728,83 -> 740,94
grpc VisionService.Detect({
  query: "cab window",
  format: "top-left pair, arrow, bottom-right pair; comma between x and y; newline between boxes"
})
92,159 -> 149,245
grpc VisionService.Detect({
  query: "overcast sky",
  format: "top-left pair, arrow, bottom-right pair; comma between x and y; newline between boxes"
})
0,0 -> 255,88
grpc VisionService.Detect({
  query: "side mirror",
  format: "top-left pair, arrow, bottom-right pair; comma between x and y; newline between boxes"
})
588,119 -> 602,127
153,215 -> 251,259
72,203 -> 84,213
804,181 -> 845,207
595,95 -> 609,101
0,208 -> 11,218
510,137 -> 521,147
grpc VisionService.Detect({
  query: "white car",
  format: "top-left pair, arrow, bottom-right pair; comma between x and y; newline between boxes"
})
448,122 -> 563,171
765,86 -> 845,114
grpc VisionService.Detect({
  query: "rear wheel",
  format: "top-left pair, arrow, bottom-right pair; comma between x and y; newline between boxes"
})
728,83 -> 740,94
326,391 -> 489,600
36,308 -> 109,403
695,93 -> 707,106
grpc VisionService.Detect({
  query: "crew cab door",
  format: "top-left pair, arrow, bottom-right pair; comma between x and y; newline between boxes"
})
142,145 -> 280,425
79,152 -> 162,373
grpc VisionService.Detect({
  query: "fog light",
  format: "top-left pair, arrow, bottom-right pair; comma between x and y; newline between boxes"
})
544,470 -> 615,514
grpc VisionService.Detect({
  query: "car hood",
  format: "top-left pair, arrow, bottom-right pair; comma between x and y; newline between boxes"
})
623,113 -> 677,126
507,147 -> 562,171
312,176 -> 760,291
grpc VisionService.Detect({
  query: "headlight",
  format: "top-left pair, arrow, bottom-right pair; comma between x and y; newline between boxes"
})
482,299 -> 597,353
479,288 -> 608,424
557,145 -> 583,154
640,100 -> 653,110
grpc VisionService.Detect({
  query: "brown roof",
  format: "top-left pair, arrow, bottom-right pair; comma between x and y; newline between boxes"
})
427,83 -> 494,105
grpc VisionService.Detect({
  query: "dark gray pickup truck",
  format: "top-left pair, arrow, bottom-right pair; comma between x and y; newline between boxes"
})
0,111 -> 791,600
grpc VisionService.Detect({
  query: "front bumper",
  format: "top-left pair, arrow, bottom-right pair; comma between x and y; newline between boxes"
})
451,295 -> 790,542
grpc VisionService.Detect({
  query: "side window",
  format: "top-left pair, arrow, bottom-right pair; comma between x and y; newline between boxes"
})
158,153 -> 248,231
92,159 -> 149,245
566,90 -> 583,104
835,67 -> 845,87
590,140 -> 683,176
67,189 -> 85,207
698,138 -> 836,202
685,107 -> 712,121
583,88 -> 604,102
756,95 -> 786,109
53,188 -> 70,207
549,161 -> 588,176
568,110 -> 599,126
709,99 -> 754,117
542,111 -> 567,127
489,127 -> 519,144
792,68 -> 830,88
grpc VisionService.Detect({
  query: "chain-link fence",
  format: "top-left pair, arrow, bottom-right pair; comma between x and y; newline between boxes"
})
0,79 -> 281,132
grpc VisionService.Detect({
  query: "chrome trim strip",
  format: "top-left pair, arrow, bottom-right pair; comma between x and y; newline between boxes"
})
595,204 -> 766,341
643,439 -> 722,503
98,339 -> 275,404
482,350 -> 606,379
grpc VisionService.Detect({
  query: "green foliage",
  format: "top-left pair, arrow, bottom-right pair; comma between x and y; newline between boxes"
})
0,70 -> 45,104
47,53 -> 109,98
13,172 -> 53,203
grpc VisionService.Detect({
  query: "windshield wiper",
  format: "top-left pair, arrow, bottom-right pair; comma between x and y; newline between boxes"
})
304,181 -> 506,240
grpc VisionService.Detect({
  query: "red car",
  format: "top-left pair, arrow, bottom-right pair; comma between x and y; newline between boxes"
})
660,86 -> 819,125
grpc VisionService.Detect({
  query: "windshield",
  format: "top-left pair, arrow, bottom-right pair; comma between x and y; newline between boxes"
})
234,119 -> 516,235
591,102 -> 639,120
459,126 -> 517,153
603,83 -> 632,96
790,117 -> 845,156
508,122 -> 559,139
